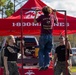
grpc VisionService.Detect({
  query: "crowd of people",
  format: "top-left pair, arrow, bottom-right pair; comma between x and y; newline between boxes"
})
2,6 -> 72,75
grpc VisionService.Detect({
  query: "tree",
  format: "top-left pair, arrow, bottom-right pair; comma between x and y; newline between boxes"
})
0,0 -> 14,17
5,1 -> 14,17
5,0 -> 27,17
0,0 -> 27,17
0,0 -> 7,9
0,0 -> 7,18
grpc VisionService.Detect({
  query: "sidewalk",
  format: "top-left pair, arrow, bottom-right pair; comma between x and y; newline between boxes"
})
72,73 -> 76,75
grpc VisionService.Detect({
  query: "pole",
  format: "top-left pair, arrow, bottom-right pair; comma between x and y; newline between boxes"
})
64,11 -> 68,75
0,9 -> 3,18
20,8 -> 41,75
2,8 -> 3,18
14,0 -> 15,12
20,9 -> 24,75
56,10 -> 68,75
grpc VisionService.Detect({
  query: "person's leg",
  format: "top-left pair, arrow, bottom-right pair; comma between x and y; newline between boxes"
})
8,62 -> 14,75
13,64 -> 20,75
44,35 -> 52,67
68,61 -> 72,75
44,48 -> 49,68
54,62 -> 62,75
63,65 -> 71,75
13,72 -> 20,75
38,35 -> 47,68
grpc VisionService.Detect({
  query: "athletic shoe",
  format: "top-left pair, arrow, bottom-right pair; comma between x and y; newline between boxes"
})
39,67 -> 44,71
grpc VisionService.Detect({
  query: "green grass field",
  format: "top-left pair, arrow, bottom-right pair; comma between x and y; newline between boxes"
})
71,66 -> 76,73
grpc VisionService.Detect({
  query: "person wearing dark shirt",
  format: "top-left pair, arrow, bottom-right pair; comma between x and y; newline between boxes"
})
34,6 -> 58,70
53,36 -> 72,75
4,35 -> 20,75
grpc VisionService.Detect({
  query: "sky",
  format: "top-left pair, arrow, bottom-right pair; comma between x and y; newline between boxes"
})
0,0 -> 76,18
43,0 -> 76,17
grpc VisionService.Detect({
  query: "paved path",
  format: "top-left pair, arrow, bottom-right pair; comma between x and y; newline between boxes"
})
71,73 -> 76,75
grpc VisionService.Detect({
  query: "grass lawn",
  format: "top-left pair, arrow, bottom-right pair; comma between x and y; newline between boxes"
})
71,66 -> 76,73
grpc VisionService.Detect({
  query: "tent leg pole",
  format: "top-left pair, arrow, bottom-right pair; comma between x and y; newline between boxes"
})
57,10 -> 68,75
64,10 -> 68,75
20,9 -> 24,75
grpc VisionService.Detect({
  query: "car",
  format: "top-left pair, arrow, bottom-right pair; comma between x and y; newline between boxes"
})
0,49 -> 1,66
71,48 -> 76,66
0,36 -> 39,66
15,36 -> 39,57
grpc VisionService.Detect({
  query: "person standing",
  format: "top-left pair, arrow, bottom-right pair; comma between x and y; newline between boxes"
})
4,35 -> 20,75
53,36 -> 72,75
34,6 -> 58,70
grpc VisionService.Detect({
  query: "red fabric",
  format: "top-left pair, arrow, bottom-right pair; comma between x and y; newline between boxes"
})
19,67 -> 54,75
0,67 -> 54,75
0,0 -> 76,36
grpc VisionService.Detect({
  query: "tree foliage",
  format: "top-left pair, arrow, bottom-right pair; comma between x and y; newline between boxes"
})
0,0 -> 27,17
0,0 -> 14,17
5,1 -> 14,17
0,0 -> 6,7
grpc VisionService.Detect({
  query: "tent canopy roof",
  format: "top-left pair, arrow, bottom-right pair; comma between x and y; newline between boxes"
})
0,0 -> 76,36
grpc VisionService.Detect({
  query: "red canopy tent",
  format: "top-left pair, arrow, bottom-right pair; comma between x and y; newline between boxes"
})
0,0 -> 76,36
0,1 -> 76,75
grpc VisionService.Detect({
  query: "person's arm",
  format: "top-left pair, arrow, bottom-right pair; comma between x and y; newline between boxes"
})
4,56 -> 9,75
67,41 -> 71,50
53,47 -> 58,67
53,53 -> 57,67
34,10 -> 38,24
66,40 -> 72,56
67,40 -> 73,67
4,47 -> 10,75
69,56 -> 72,68
4,56 -> 8,70
53,9 -> 58,24
69,49 -> 72,68
20,41 -> 25,54
4,47 -> 9,75
19,41 -> 26,58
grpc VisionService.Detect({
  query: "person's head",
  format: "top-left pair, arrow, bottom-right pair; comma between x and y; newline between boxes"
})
59,36 -> 65,44
6,35 -> 15,45
42,6 -> 52,15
